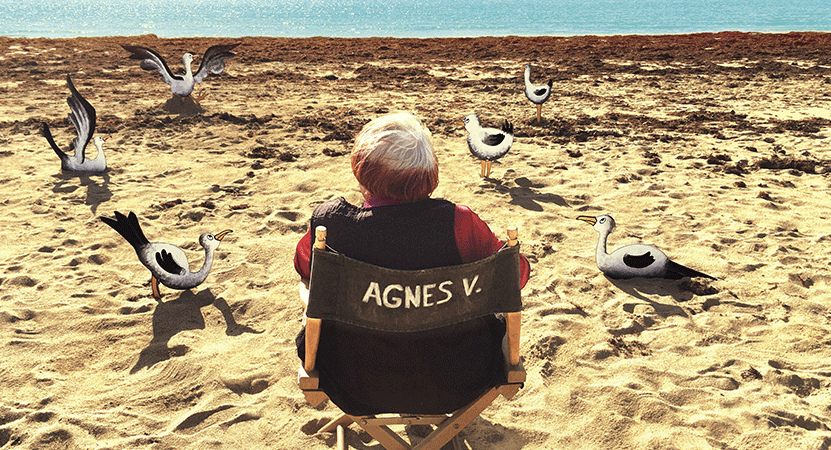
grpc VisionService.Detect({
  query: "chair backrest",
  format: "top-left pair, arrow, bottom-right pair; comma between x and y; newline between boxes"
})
306,243 -> 522,333
299,225 -> 526,438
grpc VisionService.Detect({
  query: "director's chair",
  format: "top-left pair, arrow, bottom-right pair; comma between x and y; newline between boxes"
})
298,225 -> 525,450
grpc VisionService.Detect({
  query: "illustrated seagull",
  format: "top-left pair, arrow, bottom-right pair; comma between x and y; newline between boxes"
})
577,214 -> 716,280
463,113 -> 514,178
100,211 -> 232,301
121,43 -> 240,101
522,64 -> 553,123
42,75 -> 110,173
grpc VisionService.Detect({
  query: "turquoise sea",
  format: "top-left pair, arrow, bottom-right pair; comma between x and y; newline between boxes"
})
1,0 -> 830,39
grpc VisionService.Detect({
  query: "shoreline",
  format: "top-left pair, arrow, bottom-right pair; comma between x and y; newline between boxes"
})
1,31 -> 830,78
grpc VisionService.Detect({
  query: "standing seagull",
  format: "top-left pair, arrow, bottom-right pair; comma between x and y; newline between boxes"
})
522,64 -> 552,123
100,211 -> 232,301
463,113 -> 514,178
121,43 -> 240,101
577,214 -> 716,280
42,75 -> 110,173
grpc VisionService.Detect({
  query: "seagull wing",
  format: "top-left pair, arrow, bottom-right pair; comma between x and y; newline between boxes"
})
155,248 -> 187,276
533,87 -> 548,96
665,260 -> 716,280
193,43 -> 239,83
65,75 -> 96,163
481,130 -> 507,147
622,251 -> 656,269
100,211 -> 151,253
41,122 -> 70,164
121,44 -> 179,85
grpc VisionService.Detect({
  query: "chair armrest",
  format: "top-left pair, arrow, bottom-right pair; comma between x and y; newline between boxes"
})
502,311 -> 526,385
298,366 -> 328,407
298,366 -> 320,390
304,318 -> 322,372
502,337 -> 527,384
505,311 -> 521,366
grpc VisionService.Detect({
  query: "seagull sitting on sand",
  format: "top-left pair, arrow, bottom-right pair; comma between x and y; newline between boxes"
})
42,75 -> 110,173
121,43 -> 240,102
522,64 -> 553,123
463,113 -> 514,178
577,214 -> 716,280
100,211 -> 232,301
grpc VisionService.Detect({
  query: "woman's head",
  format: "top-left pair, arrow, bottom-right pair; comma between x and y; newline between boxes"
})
351,112 -> 439,202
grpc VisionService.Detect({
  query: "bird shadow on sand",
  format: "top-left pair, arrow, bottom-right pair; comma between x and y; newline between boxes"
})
486,176 -> 570,212
162,95 -> 205,117
605,277 -> 693,319
131,288 -> 262,374
51,171 -> 112,214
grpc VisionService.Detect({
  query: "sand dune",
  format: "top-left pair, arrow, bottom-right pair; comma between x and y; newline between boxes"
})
1,32 -> 831,449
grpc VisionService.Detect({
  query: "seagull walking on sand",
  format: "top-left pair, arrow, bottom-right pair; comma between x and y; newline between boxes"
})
121,43 -> 240,101
522,64 -> 552,123
463,113 -> 514,178
42,75 -> 110,173
577,214 -> 716,280
100,211 -> 232,301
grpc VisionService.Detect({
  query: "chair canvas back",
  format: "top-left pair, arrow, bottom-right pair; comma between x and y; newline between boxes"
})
306,245 -> 522,332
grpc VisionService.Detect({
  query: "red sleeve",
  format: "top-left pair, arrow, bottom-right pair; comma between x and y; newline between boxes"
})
294,226 -> 313,281
454,205 -> 531,288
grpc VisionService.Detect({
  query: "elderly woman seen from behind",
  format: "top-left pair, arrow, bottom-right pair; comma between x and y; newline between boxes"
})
294,112 -> 530,416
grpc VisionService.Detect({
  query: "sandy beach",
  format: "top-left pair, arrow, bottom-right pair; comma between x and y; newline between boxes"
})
2,32 -> 831,449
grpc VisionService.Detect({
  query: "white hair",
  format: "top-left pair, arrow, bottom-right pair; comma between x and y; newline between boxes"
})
352,112 -> 439,202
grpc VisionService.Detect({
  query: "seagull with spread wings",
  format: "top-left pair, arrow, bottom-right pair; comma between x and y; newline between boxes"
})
121,43 -> 239,101
42,75 -> 110,173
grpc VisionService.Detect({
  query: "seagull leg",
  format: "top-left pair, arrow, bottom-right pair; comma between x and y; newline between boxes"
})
480,160 -> 487,178
150,275 -> 162,301
536,104 -> 542,123
193,90 -> 209,104
485,160 -> 493,178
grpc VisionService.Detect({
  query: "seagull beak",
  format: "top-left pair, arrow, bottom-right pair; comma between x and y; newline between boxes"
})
103,135 -> 111,142
576,215 -> 597,225
214,230 -> 232,241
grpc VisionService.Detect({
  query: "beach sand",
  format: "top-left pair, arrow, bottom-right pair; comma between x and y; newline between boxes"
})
2,32 -> 831,449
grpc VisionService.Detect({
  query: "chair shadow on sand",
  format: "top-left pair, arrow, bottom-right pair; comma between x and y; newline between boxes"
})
131,288 -> 262,374
52,171 -> 112,214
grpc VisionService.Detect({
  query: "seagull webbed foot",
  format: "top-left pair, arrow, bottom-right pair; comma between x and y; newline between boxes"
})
193,90 -> 209,104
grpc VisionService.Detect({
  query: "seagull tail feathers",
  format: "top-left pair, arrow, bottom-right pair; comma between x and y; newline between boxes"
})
100,211 -> 151,253
665,260 -> 716,280
501,120 -> 514,135
41,122 -> 69,163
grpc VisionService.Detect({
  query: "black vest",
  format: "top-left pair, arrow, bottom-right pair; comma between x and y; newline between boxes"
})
298,197 -> 506,416
310,197 -> 463,270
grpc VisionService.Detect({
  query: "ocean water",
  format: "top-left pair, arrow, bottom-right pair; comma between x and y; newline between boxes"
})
1,0 -> 830,39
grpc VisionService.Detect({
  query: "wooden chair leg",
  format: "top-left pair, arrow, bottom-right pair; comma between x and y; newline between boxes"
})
412,388 -> 501,450
451,435 -> 467,450
319,414 -> 354,433
361,423 -> 410,450
337,424 -> 346,450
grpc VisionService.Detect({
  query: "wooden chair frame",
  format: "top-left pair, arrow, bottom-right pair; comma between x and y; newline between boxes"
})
298,226 -> 526,450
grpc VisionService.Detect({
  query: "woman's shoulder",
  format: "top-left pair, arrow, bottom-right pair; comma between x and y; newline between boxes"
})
312,196 -> 355,216
451,203 -> 481,219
